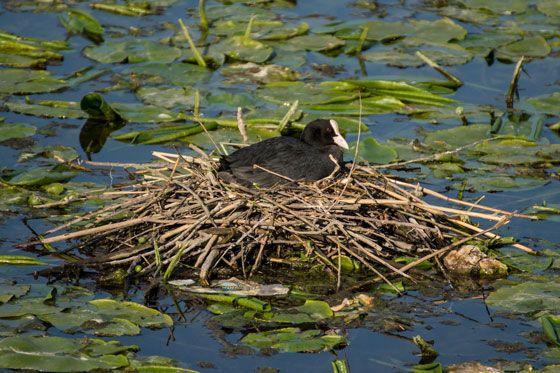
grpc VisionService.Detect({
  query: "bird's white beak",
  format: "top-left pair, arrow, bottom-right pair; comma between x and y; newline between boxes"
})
330,119 -> 349,150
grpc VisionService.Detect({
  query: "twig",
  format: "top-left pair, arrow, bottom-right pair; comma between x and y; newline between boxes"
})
506,56 -> 525,109
237,107 -> 248,144
416,51 -> 462,87
277,100 -> 299,134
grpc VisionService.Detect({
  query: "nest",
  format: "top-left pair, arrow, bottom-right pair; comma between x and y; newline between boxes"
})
34,151 -> 534,289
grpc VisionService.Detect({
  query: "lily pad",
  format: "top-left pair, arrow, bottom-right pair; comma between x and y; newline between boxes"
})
460,175 -> 548,192
0,69 -> 67,95
89,298 -> 173,328
425,124 -> 490,149
135,86 -> 195,109
59,9 -> 104,43
241,327 -> 345,353
355,137 -> 399,164
538,0 -> 560,17
496,36 -> 550,61
6,100 -> 85,119
459,0 -> 528,14
526,92 -> 560,116
409,18 -> 467,43
487,281 -> 560,314
0,336 -> 130,372
7,167 -> 78,186
0,122 -> 36,142
84,40 -> 181,64
541,315 -> 560,346
278,34 -> 345,52
214,36 -> 273,63
125,63 -> 211,86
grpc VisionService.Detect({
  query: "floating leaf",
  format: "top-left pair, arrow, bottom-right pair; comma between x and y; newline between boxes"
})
538,0 -> 560,17
6,100 -> 85,119
541,315 -> 560,346
0,336 -> 130,372
89,298 -> 173,328
114,123 -> 216,145
278,34 -> 345,52
459,0 -> 528,14
84,40 -> 181,64
80,93 -> 124,122
460,175 -> 548,192
0,256 -> 44,266
59,9 -> 104,42
7,167 -> 77,186
425,124 -> 490,149
526,92 -> 560,116
135,86 -> 194,109
409,18 -> 467,43
355,137 -> 398,164
0,122 -> 36,142
124,63 -> 211,87
363,49 -> 424,68
241,327 -> 345,353
214,36 -> 273,63
295,300 -> 334,320
0,69 -> 67,95
19,145 -> 79,163
496,36 -> 550,62
486,281 -> 560,314
221,63 -> 299,84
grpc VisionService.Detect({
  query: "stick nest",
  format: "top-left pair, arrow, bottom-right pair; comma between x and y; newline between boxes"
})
39,151 -> 531,287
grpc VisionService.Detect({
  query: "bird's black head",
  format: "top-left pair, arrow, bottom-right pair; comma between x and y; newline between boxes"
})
301,119 -> 349,150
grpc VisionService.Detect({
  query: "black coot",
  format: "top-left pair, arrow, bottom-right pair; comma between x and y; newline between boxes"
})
218,119 -> 349,186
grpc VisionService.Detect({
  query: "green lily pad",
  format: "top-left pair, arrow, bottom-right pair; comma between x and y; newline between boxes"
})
363,49 -> 424,68
458,33 -> 521,57
214,36 -> 273,63
84,40 -> 181,64
125,63 -> 211,87
424,124 -> 490,149
538,0 -> 560,17
257,81 -> 356,106
295,300 -> 334,320
0,256 -> 44,266
0,53 -> 46,68
59,9 -> 104,43
18,145 -> 79,163
7,167 -> 78,186
0,122 -> 36,142
0,69 -> 67,95
241,327 -> 345,353
460,175 -> 548,192
278,34 -> 345,52
440,6 -> 494,24
130,356 -> 195,372
486,281 -> 560,314
496,36 -> 550,61
429,162 -> 465,178
89,298 -> 173,328
526,92 -> 560,116
409,18 -> 467,43
221,63 -> 299,84
6,100 -> 85,119
355,137 -> 398,164
135,86 -> 195,109
459,0 -> 528,14
0,336 -> 130,372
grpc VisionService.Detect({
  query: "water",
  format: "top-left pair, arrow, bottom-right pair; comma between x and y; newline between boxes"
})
1,0 -> 559,371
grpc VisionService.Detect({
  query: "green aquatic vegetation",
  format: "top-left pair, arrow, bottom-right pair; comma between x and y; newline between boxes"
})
276,34 -> 345,52
408,18 -> 467,44
486,281 -> 560,314
240,327 -> 345,353
526,92 -> 560,116
0,29 -> 68,67
18,145 -> 79,163
90,2 -> 154,16
0,256 -> 45,266
459,0 -> 528,14
113,122 -> 218,144
0,69 -> 67,95
84,40 -> 182,64
458,175 -> 548,192
213,35 -> 273,63
6,100 -> 86,119
80,93 -> 124,122
0,122 -> 36,143
538,0 -> 560,17
363,49 -> 424,68
457,33 -> 521,57
439,6 -> 494,24
59,9 -> 104,43
354,137 -> 399,164
525,204 -> 560,222
6,167 -> 78,187
220,63 -> 299,84
124,62 -> 211,86
136,86 -> 195,109
0,336 -> 131,372
496,36 -> 551,61
541,315 -> 560,346
424,124 -> 490,149
89,298 -> 173,328
201,294 -> 271,312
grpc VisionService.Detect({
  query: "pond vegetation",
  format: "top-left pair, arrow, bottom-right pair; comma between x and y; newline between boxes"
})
0,0 -> 560,371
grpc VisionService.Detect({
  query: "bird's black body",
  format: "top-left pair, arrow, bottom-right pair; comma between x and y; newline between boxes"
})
218,119 -> 348,187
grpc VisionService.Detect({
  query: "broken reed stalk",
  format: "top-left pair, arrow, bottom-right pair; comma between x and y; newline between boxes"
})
506,56 -> 525,109
31,151 -> 537,286
277,100 -> 299,134
178,18 -> 207,68
416,51 -> 462,87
